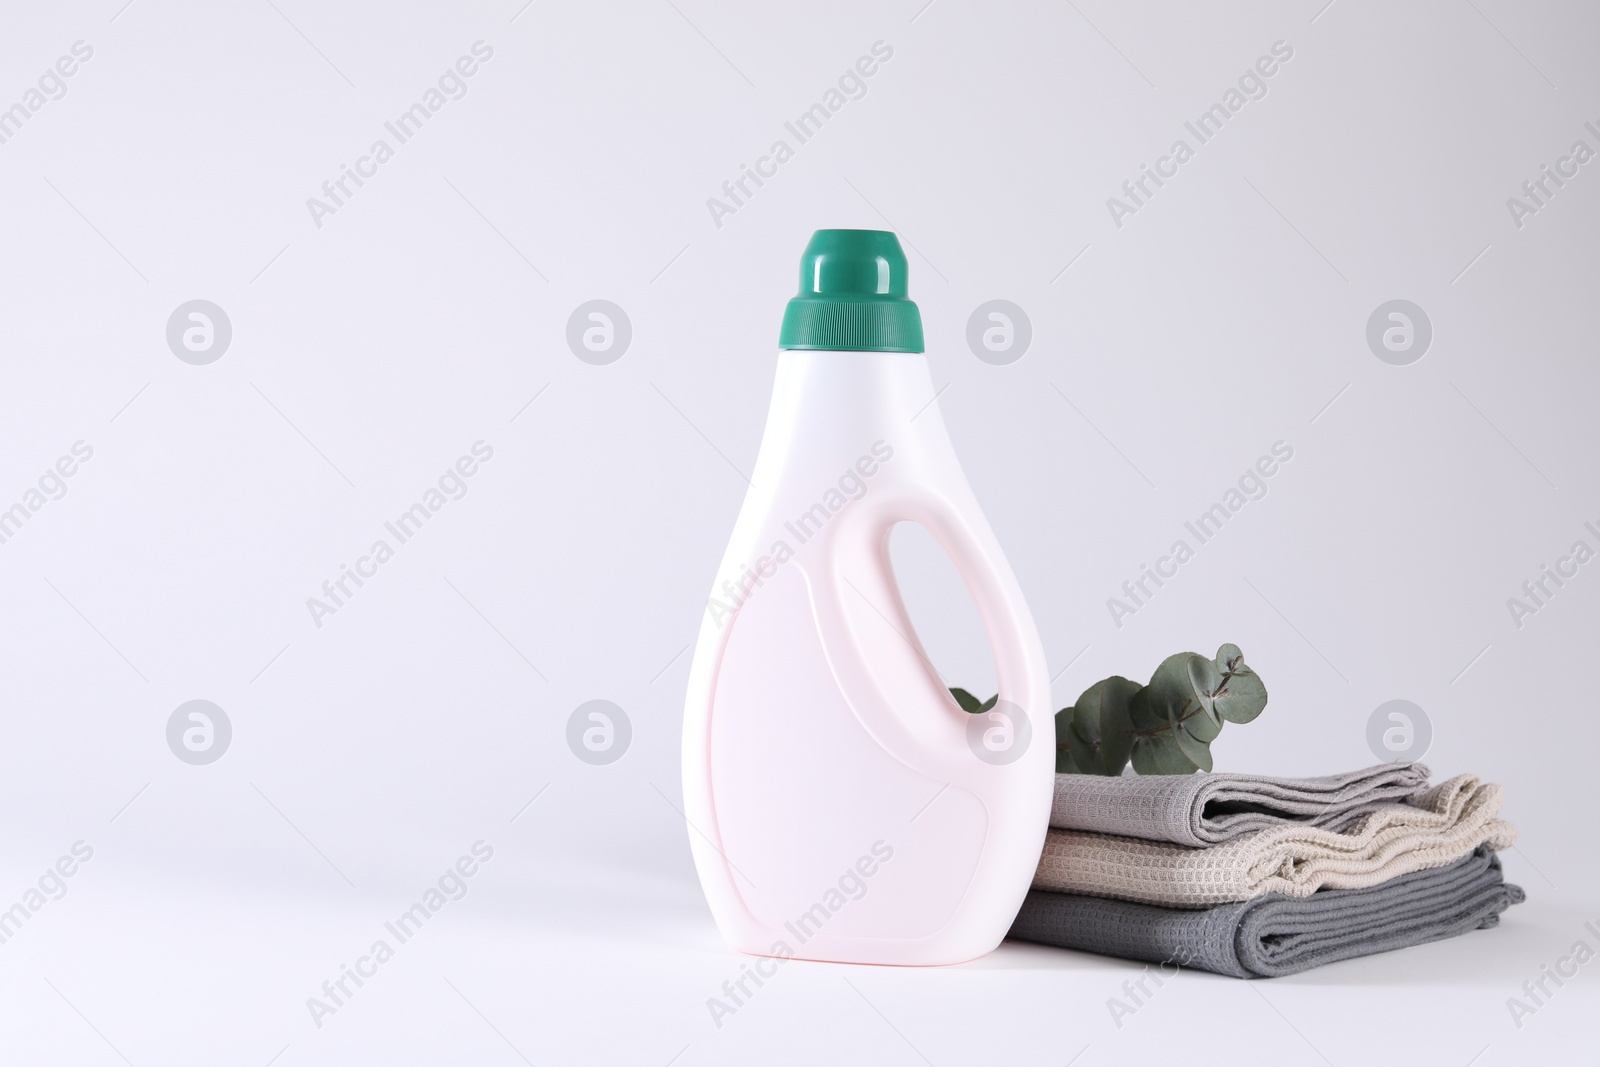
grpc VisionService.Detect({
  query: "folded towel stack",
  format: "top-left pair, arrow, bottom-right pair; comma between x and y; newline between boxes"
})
1009,764 -> 1524,977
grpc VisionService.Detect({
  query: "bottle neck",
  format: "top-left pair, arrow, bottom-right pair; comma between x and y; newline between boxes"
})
770,350 -> 937,431
749,351 -> 948,493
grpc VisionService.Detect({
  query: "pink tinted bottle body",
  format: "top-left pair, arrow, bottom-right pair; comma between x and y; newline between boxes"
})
681,347 -> 1053,965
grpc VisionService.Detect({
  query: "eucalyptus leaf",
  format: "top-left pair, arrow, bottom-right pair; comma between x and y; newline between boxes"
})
1173,723 -> 1214,771
950,688 -> 985,714
1214,673 -> 1267,723
1127,679 -> 1172,733
1097,681 -> 1137,774
1186,654 -> 1222,720
1182,697 -> 1223,743
1063,722 -> 1100,775
1211,644 -> 1268,723
1069,675 -> 1140,775
1131,732 -> 1197,775
1054,708 -> 1081,773
979,694 -> 998,713
1067,684 -> 1109,774
1141,652 -> 1204,724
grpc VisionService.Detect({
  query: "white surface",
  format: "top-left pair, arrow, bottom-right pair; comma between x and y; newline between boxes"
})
0,0 -> 1596,1062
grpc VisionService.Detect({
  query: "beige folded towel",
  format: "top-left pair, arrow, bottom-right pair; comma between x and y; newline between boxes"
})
1032,775 -> 1515,908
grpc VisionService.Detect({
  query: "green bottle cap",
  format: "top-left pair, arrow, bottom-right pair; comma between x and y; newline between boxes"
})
778,229 -> 925,352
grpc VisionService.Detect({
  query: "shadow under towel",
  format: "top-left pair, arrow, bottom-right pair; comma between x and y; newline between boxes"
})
1050,762 -> 1431,846
1010,846 -> 1524,978
1033,775 -> 1514,907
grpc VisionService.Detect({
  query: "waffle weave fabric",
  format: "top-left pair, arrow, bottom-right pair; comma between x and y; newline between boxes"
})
1032,775 -> 1514,907
1010,845 -> 1524,978
1050,762 -> 1432,846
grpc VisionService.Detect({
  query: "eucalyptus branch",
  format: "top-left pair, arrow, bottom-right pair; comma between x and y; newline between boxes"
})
953,643 -> 1269,776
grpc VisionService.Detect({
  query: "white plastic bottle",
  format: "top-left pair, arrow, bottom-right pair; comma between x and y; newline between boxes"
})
681,230 -> 1053,966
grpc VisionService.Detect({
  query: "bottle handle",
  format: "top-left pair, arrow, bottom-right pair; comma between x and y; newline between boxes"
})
804,484 -> 1047,787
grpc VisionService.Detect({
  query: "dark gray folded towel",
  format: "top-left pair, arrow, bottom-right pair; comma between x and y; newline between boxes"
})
1009,845 -> 1523,978
1051,762 -> 1431,846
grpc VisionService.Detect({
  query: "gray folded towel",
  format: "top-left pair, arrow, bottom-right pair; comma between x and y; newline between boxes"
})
1051,762 -> 1432,846
1035,774 -> 1513,907
1010,845 -> 1524,978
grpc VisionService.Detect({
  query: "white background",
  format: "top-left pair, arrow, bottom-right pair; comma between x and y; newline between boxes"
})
1,1 -> 1596,1063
